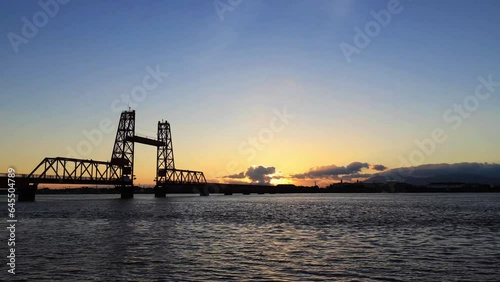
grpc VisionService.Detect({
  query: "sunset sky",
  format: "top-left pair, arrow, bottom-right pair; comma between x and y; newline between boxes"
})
1,0 -> 499,186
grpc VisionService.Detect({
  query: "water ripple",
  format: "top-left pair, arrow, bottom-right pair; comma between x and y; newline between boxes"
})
3,193 -> 500,281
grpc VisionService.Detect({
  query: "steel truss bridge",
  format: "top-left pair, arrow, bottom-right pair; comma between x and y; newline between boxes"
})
4,110 -> 206,201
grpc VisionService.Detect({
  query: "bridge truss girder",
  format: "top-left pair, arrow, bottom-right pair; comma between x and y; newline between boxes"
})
158,168 -> 206,185
27,157 -> 126,185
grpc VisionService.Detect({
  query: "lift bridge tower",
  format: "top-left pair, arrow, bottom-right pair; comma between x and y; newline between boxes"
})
12,110 -> 206,201
114,110 -> 206,198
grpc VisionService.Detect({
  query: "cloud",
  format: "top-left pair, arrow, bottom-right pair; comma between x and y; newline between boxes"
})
383,162 -> 500,179
292,161 -> 370,179
220,162 -> 500,186
222,172 -> 245,179
245,166 -> 276,184
362,162 -> 500,185
347,162 -> 370,172
372,164 -> 388,171
220,165 -> 277,184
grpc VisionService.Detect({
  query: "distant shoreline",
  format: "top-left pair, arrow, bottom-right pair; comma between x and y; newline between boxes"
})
2,182 -> 500,195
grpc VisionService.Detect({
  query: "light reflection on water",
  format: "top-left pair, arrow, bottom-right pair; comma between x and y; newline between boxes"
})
7,193 -> 500,281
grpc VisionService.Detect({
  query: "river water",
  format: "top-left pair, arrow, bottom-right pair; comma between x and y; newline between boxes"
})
4,193 -> 500,281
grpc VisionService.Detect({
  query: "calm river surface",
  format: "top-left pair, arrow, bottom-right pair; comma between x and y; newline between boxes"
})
4,193 -> 500,281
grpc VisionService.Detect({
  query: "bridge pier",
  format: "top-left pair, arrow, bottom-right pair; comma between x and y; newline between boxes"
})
19,184 -> 37,202
199,184 -> 209,196
120,186 -> 134,199
154,186 -> 167,198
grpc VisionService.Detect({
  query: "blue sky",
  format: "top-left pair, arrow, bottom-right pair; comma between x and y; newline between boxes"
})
1,0 -> 499,185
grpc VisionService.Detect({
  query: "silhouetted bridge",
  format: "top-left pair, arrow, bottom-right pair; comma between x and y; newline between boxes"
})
2,110 -> 207,201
